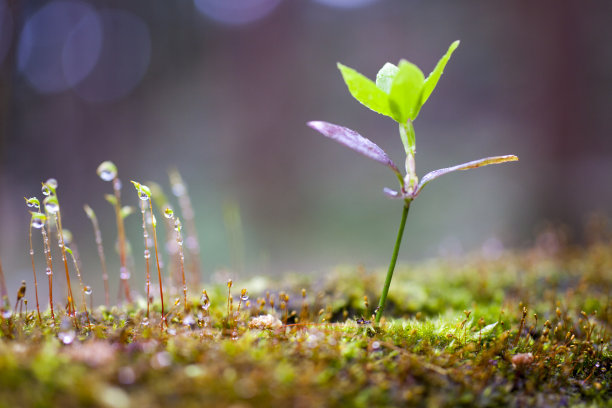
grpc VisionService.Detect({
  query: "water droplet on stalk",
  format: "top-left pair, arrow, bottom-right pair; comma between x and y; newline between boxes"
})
97,161 -> 117,181
144,249 -> 150,259
31,217 -> 45,229
44,198 -> 59,214
46,178 -> 58,189
42,185 -> 51,196
164,208 -> 174,219
139,190 -> 148,201
2,310 -> 12,319
45,267 -> 52,276
84,286 -> 92,295
120,267 -> 130,280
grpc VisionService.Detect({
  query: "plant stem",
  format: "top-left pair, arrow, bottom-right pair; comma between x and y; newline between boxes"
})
113,178 -> 132,303
148,199 -> 165,329
375,200 -> 411,324
28,225 -> 42,323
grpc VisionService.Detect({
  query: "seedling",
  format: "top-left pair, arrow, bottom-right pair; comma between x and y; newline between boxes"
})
131,181 -> 166,328
169,169 -> 202,286
83,205 -> 110,306
308,41 -> 518,323
164,208 -> 188,313
25,197 -> 42,322
97,161 -> 132,303
42,179 -> 77,316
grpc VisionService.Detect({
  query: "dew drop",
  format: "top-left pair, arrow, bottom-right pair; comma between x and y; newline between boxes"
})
2,310 -> 12,319
120,267 -> 130,280
200,293 -> 210,311
29,249 -> 34,256
144,249 -> 150,259
139,190 -> 149,201
58,330 -> 75,345
97,161 -> 117,181
183,314 -> 195,327
45,178 -> 58,189
45,200 -> 59,214
113,178 -> 122,191
42,185 -> 51,196
31,217 -> 45,229
46,267 -> 52,276
173,219 -> 181,231
141,317 -> 149,326
84,285 -> 92,295
164,208 -> 174,219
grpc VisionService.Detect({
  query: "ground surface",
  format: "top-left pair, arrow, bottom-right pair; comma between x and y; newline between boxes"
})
0,235 -> 611,407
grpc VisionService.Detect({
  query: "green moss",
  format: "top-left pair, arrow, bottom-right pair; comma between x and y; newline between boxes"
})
0,239 -> 611,407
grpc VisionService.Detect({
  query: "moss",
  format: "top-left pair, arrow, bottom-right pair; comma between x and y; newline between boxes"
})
0,238 -> 611,407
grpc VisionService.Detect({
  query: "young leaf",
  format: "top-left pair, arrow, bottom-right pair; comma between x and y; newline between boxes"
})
414,155 -> 518,197
388,60 -> 425,123
83,204 -> 96,221
337,63 -> 393,117
307,121 -> 400,178
416,40 -> 460,118
104,194 -> 117,206
376,62 -> 399,94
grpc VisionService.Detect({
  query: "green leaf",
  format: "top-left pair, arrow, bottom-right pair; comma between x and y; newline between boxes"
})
337,63 -> 393,117
375,62 -> 398,94
104,194 -> 117,206
416,40 -> 460,117
83,204 -> 96,220
388,60 -> 425,123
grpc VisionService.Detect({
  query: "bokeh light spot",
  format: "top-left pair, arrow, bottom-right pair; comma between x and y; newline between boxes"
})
71,9 -> 151,103
194,0 -> 283,25
312,0 -> 379,8
17,1 -> 100,93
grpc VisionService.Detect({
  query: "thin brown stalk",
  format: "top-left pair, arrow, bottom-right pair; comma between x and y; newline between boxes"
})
67,250 -> 91,330
28,224 -> 42,322
169,170 -> 202,286
0,255 -> 7,307
54,209 -> 76,316
139,201 -> 151,318
84,205 -> 110,307
113,178 -> 132,303
148,199 -> 165,328
40,226 -> 55,321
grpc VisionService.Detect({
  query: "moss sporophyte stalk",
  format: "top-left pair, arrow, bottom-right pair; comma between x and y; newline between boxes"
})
308,41 -> 518,323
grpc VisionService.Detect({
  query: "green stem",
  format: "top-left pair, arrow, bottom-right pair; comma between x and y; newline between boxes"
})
375,200 -> 411,324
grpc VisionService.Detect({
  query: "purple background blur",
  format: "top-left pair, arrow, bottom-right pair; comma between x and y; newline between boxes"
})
0,0 -> 611,304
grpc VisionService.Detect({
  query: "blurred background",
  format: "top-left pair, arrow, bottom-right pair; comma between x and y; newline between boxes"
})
0,0 -> 611,305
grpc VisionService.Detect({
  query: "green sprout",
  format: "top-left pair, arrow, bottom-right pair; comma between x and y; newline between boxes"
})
308,41 -> 518,324
131,180 -> 166,329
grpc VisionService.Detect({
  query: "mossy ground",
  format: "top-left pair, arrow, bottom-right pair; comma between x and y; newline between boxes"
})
0,237 -> 611,407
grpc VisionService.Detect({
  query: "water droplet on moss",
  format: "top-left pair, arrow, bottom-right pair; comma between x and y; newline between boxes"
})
97,161 -> 117,181
32,217 -> 45,229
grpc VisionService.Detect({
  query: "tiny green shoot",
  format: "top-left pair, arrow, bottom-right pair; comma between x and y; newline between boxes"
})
83,204 -> 110,307
169,169 -> 202,286
131,181 -> 166,329
164,208 -> 188,313
308,41 -> 518,323
42,179 -> 77,317
25,197 -> 42,322
97,161 -> 133,303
